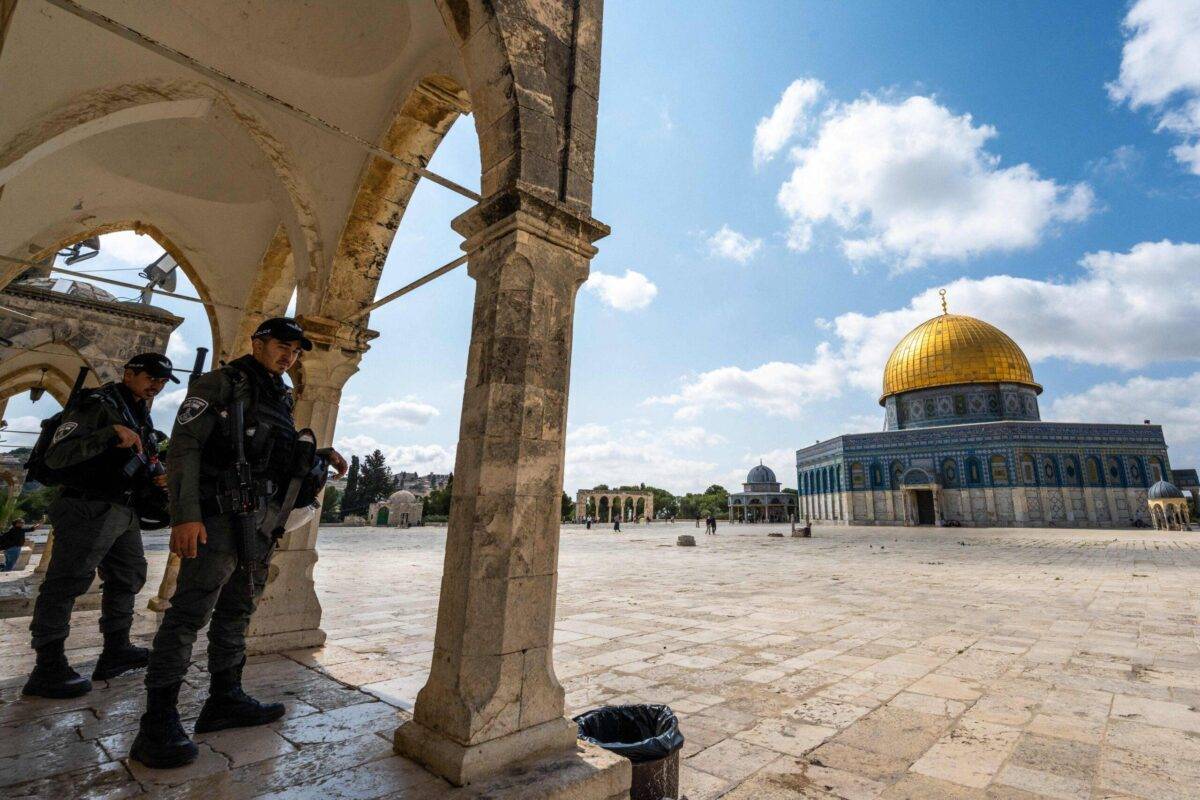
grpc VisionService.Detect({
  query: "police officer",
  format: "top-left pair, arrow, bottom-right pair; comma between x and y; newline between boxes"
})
130,318 -> 346,768
23,353 -> 176,698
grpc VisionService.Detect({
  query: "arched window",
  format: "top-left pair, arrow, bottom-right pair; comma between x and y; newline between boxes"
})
966,457 -> 982,486
890,461 -> 904,489
870,463 -> 883,488
990,455 -> 1009,485
942,458 -> 957,487
1085,457 -> 1102,485
1062,456 -> 1080,485
1021,455 -> 1037,485
1150,457 -> 1165,483
1041,457 -> 1057,485
1130,459 -> 1143,486
850,462 -> 866,489
1106,457 -> 1124,486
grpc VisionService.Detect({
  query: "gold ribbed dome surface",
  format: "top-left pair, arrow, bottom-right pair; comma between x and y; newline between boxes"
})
881,313 -> 1040,401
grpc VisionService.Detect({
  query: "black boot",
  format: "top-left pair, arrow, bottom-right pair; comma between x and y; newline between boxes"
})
129,683 -> 199,768
194,659 -> 285,733
22,639 -> 92,698
92,629 -> 150,681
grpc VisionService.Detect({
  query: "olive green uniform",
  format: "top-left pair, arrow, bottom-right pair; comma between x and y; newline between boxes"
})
29,386 -> 151,649
145,358 -> 292,688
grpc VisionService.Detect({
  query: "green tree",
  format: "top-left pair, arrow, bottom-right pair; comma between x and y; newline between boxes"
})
340,455 -> 361,519
423,473 -> 454,518
320,485 -> 342,522
17,486 -> 56,521
357,450 -> 395,508
561,491 -> 575,521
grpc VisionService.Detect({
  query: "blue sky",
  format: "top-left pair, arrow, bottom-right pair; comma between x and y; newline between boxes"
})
6,0 -> 1200,494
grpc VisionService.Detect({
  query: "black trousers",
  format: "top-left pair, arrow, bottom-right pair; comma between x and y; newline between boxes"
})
30,496 -> 145,649
144,512 -> 273,688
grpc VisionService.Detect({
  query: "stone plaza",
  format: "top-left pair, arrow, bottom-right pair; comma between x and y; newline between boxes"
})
3,522 -> 1198,799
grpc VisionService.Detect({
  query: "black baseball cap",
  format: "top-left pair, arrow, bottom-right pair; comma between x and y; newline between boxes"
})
124,352 -> 179,383
252,317 -> 313,351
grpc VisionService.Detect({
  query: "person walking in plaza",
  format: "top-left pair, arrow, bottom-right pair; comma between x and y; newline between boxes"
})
130,318 -> 346,769
613,513 -> 621,532
706,513 -> 717,535
23,353 -> 176,698
0,517 -> 36,571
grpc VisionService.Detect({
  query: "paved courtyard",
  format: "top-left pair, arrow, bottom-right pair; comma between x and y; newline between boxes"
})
2,522 -> 1199,799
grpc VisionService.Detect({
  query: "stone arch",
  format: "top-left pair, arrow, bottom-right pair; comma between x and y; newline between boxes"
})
302,75 -> 470,327
25,222 -> 222,361
0,80 -> 324,289
0,361 -> 78,408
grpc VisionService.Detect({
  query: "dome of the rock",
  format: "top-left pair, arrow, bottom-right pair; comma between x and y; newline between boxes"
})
881,312 -> 1040,403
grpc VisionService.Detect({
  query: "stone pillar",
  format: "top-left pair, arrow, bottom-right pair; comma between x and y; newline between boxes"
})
246,322 -> 368,653
394,189 -> 607,786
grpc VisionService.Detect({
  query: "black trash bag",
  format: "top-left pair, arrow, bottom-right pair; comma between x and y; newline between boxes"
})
573,704 -> 685,765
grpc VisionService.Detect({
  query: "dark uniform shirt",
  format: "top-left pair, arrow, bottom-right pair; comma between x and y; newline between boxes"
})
45,383 -> 154,497
167,355 -> 296,525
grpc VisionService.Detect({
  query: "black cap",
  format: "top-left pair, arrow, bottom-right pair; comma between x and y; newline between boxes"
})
124,352 -> 179,383
252,317 -> 313,351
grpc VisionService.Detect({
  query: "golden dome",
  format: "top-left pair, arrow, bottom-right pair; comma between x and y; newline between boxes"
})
880,312 -> 1040,403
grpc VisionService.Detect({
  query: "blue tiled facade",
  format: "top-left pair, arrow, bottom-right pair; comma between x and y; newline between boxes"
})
795,420 -> 1171,527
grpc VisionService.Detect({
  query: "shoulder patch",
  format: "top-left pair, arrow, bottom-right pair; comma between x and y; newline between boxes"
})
176,397 -> 209,425
51,421 -> 77,444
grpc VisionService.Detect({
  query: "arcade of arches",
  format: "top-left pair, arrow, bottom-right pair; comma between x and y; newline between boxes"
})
0,0 -> 628,794
575,489 -> 653,523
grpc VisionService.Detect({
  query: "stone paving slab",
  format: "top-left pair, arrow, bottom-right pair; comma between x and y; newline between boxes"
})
1,522 -> 1198,798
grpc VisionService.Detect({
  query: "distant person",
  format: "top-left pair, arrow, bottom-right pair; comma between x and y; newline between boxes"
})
585,516 -> 592,530
613,515 -> 621,532
1,518 -> 35,571
706,514 -> 717,535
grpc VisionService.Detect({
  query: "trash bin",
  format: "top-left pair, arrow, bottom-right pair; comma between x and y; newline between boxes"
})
574,704 -> 684,800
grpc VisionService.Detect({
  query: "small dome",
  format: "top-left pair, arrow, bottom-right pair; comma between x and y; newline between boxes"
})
881,313 -> 1040,403
16,275 -> 118,303
388,489 -> 417,504
747,464 -> 776,484
1148,480 -> 1184,500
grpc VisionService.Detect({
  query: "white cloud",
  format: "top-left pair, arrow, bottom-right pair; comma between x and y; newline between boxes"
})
348,398 -> 439,429
646,347 -> 844,420
1049,372 -> 1200,464
706,225 -> 764,264
564,423 -> 718,495
334,434 -> 455,472
4,415 -> 43,434
99,231 -> 165,266
1109,0 -> 1200,173
647,240 -> 1200,420
754,77 -> 825,166
776,94 -> 1093,270
151,387 -> 186,427
166,330 -> 190,362
584,270 -> 658,310
660,426 -> 727,448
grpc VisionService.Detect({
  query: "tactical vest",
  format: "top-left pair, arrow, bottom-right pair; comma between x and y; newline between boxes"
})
56,384 -> 153,496
200,357 -> 298,500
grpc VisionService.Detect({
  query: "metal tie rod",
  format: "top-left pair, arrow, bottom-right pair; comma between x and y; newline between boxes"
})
0,254 -> 244,311
43,0 -> 481,203
347,255 -> 468,321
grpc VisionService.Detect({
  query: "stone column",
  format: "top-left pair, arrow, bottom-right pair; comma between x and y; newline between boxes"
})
246,322 -> 368,654
394,189 -> 607,785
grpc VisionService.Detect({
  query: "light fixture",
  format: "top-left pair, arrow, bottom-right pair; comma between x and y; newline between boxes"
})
138,251 -> 179,303
29,368 -> 47,402
59,236 -> 100,265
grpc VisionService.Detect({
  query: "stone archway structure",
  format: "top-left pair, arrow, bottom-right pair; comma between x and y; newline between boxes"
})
1,0 -> 620,792
575,489 -> 655,523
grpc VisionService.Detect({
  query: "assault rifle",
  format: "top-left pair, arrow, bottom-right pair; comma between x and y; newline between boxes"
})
188,347 -> 208,385
229,398 -> 258,595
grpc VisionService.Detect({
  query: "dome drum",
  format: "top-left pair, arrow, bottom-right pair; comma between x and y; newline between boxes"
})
880,311 -> 1042,431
